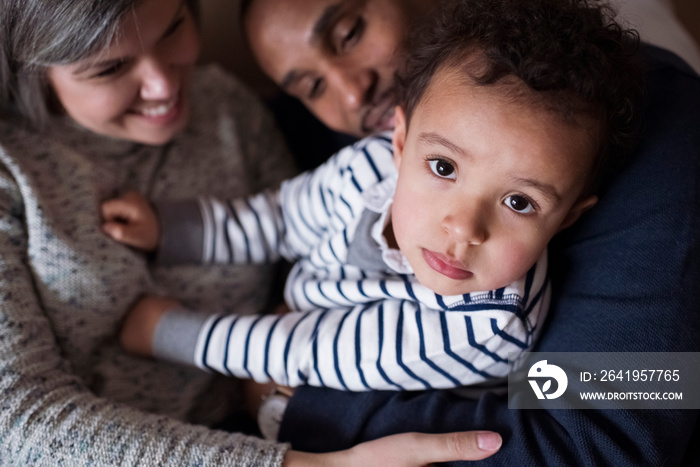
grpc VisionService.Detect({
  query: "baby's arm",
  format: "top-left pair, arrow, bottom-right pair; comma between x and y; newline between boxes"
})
124,265 -> 548,392
119,296 -> 182,357
103,189 -> 292,266
102,137 -> 396,267
117,134 -> 544,390
193,280 -> 548,390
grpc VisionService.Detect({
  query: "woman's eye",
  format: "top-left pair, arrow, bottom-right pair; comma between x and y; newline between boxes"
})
92,61 -> 126,78
428,159 -> 456,179
505,195 -> 534,214
164,16 -> 185,38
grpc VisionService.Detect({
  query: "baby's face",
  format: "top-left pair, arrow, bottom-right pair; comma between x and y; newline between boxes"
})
390,66 -> 598,296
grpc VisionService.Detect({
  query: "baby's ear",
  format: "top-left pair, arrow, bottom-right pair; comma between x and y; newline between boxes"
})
558,195 -> 598,232
392,106 -> 407,171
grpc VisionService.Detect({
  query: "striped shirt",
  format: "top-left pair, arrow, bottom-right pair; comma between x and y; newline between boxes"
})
155,133 -> 550,391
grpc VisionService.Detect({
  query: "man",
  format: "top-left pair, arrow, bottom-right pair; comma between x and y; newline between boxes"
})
237,0 -> 700,464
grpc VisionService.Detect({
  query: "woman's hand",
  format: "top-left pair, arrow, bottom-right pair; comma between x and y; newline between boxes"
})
283,430 -> 502,466
102,191 -> 160,251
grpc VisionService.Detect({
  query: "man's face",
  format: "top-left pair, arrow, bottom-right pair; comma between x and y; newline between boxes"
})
391,67 -> 598,296
246,0 -> 414,137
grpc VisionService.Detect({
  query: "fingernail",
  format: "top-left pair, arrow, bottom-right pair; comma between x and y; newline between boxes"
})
477,432 -> 502,451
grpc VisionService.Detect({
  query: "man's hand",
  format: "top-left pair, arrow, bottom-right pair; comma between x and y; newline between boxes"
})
102,191 -> 160,251
283,430 -> 502,466
120,296 -> 182,356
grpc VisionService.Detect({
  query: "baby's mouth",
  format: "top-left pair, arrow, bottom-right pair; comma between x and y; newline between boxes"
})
422,249 -> 474,281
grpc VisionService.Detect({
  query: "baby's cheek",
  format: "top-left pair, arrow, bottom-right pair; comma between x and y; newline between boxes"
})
496,239 -> 541,285
391,194 -> 423,246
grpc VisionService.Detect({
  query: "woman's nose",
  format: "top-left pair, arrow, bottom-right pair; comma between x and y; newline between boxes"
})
139,59 -> 177,100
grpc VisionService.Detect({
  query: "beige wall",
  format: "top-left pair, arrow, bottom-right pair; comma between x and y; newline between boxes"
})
672,0 -> 700,46
198,0 -> 276,95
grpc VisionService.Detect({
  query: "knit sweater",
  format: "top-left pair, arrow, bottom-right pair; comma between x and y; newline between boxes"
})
0,66 -> 295,466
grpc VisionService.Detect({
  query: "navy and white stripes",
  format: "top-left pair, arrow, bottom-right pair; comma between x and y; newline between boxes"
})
191,262 -> 548,390
158,133 -> 549,391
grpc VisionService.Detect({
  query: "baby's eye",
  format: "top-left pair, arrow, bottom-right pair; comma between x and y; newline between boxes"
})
428,159 -> 456,179
504,195 -> 534,214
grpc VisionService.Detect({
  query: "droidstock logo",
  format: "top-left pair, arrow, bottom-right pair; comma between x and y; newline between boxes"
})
528,360 -> 568,400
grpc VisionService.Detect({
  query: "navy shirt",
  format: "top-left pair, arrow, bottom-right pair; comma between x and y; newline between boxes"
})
278,45 -> 700,466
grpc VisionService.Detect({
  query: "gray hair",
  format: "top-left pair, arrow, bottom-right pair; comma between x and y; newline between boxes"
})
0,0 -> 198,128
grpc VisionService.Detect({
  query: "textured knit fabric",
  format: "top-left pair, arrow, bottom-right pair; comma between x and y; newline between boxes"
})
278,46 -> 700,466
152,134 -> 549,391
0,65 -> 295,466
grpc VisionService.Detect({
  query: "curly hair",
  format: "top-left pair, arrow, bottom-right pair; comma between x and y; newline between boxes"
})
397,0 -> 645,195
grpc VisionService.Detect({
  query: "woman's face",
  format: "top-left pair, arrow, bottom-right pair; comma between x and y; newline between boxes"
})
46,0 -> 200,145
246,0 -> 420,137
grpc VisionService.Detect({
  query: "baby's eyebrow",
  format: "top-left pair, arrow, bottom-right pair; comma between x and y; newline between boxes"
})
417,132 -> 465,158
513,177 -> 562,203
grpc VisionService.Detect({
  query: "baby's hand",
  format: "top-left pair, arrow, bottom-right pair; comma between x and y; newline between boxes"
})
102,191 -> 160,251
120,295 -> 182,357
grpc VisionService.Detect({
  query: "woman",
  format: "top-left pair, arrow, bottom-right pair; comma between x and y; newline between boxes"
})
0,0 -> 500,464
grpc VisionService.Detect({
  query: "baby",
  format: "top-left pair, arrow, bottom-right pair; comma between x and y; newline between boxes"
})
103,0 -> 642,406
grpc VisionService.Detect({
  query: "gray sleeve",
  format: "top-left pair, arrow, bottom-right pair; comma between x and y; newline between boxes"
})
154,199 -> 205,265
152,308 -> 211,367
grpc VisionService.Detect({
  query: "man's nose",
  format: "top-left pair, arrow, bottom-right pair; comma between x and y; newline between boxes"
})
329,67 -> 376,110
